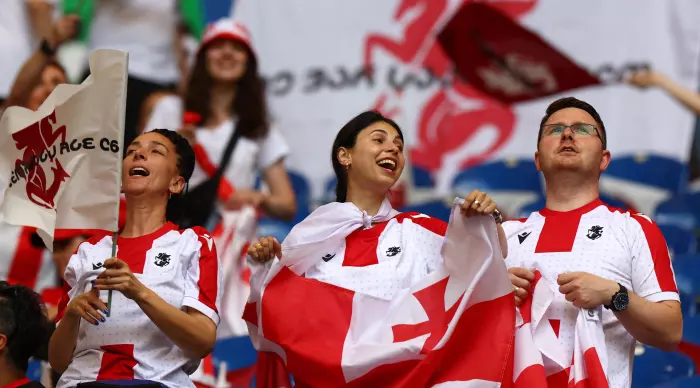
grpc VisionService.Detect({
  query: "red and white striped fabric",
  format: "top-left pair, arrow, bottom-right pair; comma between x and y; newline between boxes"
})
54,222 -> 222,388
514,271 -> 608,388
0,223 -> 55,291
244,199 -> 516,387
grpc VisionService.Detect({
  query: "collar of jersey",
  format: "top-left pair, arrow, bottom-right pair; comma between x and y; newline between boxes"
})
538,198 -> 604,218
116,222 -> 178,245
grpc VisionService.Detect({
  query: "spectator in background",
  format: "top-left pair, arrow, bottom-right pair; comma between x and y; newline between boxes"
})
0,0 -> 55,107
0,13 -> 78,301
144,18 -> 296,339
0,281 -> 50,388
628,69 -> 700,184
77,0 -> 186,150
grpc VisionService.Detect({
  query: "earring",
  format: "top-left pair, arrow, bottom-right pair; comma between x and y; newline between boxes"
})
344,163 -> 350,170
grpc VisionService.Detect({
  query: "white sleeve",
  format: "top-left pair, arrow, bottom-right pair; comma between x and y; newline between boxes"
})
628,214 -> 680,303
143,95 -> 183,132
256,125 -> 290,170
407,214 -> 447,273
181,227 -> 222,325
55,244 -> 87,324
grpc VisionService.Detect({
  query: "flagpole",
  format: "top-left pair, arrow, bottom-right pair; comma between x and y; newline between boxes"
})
107,51 -> 129,317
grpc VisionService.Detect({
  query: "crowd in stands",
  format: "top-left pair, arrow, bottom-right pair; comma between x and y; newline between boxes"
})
0,1 -> 699,387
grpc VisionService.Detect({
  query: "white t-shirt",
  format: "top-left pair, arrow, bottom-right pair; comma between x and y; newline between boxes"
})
502,198 -> 679,388
55,223 -> 222,388
144,95 -> 291,190
305,212 -> 448,300
89,0 -> 178,83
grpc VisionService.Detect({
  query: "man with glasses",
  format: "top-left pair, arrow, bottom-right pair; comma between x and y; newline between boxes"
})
0,281 -> 49,388
503,97 -> 682,387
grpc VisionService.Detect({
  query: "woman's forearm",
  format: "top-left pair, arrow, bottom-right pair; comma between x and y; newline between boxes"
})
261,195 -> 297,221
48,314 -> 81,373
135,288 -> 216,358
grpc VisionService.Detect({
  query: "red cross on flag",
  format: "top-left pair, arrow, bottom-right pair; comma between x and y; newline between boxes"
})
243,201 -> 516,387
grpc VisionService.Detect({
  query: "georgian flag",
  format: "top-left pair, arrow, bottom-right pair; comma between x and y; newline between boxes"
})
243,199 -> 516,387
513,271 -> 609,387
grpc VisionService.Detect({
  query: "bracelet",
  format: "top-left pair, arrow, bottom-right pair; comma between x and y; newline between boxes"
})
40,39 -> 56,57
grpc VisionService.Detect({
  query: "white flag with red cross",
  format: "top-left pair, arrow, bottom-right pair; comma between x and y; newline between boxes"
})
243,201 -> 517,387
0,49 -> 127,250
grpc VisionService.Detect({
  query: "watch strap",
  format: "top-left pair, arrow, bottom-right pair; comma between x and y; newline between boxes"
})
40,39 -> 56,57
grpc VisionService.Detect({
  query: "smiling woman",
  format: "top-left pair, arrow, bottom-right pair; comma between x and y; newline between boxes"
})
245,111 -> 509,385
48,129 -> 222,388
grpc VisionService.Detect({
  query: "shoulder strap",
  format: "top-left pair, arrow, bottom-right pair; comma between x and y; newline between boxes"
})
212,121 -> 242,180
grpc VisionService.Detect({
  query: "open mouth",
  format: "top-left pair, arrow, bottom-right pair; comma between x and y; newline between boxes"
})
377,158 -> 397,173
129,167 -> 150,177
559,145 -> 577,154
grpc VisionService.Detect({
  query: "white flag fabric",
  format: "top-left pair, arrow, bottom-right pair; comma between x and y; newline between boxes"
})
513,271 -> 609,387
243,199 -> 516,387
0,49 -> 127,249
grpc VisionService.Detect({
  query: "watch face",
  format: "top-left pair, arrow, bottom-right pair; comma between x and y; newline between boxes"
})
614,293 -> 630,310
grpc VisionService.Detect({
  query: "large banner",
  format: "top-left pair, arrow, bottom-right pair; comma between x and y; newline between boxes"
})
233,0 -> 700,198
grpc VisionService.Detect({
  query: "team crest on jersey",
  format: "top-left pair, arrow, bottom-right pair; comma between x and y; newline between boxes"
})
586,225 -> 603,240
154,253 -> 171,267
386,246 -> 401,257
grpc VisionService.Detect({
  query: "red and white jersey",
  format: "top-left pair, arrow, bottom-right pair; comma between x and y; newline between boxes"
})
55,223 -> 222,388
305,212 -> 447,299
502,198 -> 679,388
0,222 -> 56,292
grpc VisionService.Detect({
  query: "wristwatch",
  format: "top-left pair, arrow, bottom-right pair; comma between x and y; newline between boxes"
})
40,39 -> 56,57
604,283 -> 629,312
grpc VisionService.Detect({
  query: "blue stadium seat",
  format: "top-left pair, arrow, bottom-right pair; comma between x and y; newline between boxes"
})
673,255 -> 699,317
287,171 -> 311,223
516,194 -> 628,219
631,346 -> 695,387
451,159 -> 542,194
654,195 -> 700,232
26,359 -> 42,381
324,176 -> 338,204
212,336 -> 258,372
412,165 -> 434,188
652,376 -> 700,388
682,315 -> 700,345
658,225 -> 697,257
256,217 -> 293,242
603,154 -> 688,193
400,200 -> 452,222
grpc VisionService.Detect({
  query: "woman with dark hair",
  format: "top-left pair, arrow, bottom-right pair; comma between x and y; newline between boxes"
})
246,112 -> 508,385
0,282 -> 49,388
142,20 -> 295,359
48,129 -> 222,388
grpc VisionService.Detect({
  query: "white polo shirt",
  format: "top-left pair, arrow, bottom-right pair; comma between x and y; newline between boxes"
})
502,198 -> 679,388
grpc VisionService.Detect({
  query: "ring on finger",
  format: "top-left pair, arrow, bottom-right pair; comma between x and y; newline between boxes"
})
254,243 -> 262,248
513,285 -> 520,292
473,200 -> 481,206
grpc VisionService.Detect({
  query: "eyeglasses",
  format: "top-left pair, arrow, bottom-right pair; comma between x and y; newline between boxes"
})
541,123 -> 601,139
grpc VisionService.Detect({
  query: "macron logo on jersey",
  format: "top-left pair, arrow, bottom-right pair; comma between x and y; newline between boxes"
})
201,234 -> 213,251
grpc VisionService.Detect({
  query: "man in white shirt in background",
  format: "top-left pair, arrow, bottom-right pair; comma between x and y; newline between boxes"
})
503,97 -> 683,388
0,0 -> 56,106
